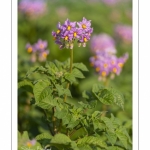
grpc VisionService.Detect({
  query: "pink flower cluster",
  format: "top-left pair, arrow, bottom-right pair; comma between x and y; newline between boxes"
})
26,39 -> 49,62
90,33 -> 117,54
52,17 -> 93,49
115,24 -> 132,44
18,0 -> 47,18
90,52 -> 128,81
89,33 -> 128,81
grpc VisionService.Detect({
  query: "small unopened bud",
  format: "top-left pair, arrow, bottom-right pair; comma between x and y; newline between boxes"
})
83,42 -> 86,47
78,42 -> 81,47
70,43 -> 74,49
110,73 -> 115,79
65,43 -> 69,49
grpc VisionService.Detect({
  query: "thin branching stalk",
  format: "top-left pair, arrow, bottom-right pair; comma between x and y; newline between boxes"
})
43,110 -> 54,136
52,107 -> 57,135
64,49 -> 73,102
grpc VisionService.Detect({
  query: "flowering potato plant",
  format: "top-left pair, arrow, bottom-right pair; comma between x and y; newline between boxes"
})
18,18 -> 132,150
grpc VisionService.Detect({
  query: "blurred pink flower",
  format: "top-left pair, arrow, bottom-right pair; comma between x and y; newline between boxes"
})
90,33 -> 117,54
115,24 -> 132,44
18,0 -> 47,19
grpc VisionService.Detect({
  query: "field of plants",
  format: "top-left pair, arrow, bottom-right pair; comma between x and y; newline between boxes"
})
18,0 -> 132,149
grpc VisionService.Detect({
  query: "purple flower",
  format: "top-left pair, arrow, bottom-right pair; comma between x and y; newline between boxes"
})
70,28 -> 82,39
26,43 -> 35,53
115,24 -> 132,44
52,17 -> 93,49
90,33 -> 117,54
34,39 -> 48,51
77,17 -> 91,32
18,0 -> 47,18
63,19 -> 76,31
89,51 -> 128,80
25,39 -> 49,62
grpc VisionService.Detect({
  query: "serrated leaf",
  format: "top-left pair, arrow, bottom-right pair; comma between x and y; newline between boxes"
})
72,68 -> 85,78
55,107 -> 68,119
53,60 -> 62,70
18,80 -> 33,89
107,146 -> 124,150
26,66 -> 39,77
77,136 -> 107,148
93,88 -> 114,105
92,84 -> 104,93
77,144 -> 92,150
106,131 -> 117,146
18,80 -> 33,93
82,90 -> 94,100
116,131 -> 128,149
93,120 -> 101,130
73,63 -> 89,71
33,80 -> 50,102
55,84 -> 64,96
50,133 -> 71,145
45,61 -> 58,74
101,117 -> 115,132
36,97 -> 63,110
45,61 -> 56,69
64,73 -> 76,83
36,132 -> 53,141
70,127 -> 88,141
37,66 -> 47,72
110,89 -> 124,110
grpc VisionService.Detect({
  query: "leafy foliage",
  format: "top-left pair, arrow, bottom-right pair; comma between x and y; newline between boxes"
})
18,59 -> 132,150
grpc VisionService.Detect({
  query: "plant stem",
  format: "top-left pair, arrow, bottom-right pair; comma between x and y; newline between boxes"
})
52,107 -> 57,135
64,49 -> 73,102
43,110 -> 54,136
102,78 -> 109,115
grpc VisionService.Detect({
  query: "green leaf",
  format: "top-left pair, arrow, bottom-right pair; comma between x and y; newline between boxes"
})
77,144 -> 92,150
18,80 -> 33,93
26,66 -> 39,77
33,79 -> 50,102
101,117 -> 115,132
72,68 -> 85,78
55,84 -> 72,97
36,97 -> 63,110
18,80 -> 33,89
50,133 -> 71,149
70,127 -> 88,141
110,89 -> 124,110
106,131 -> 117,146
77,136 -> 107,148
37,66 -> 47,72
93,120 -> 106,131
45,61 -> 58,74
73,63 -> 89,71
92,84 -> 104,93
53,60 -> 63,70
93,89 -> 114,105
64,73 -> 76,83
116,130 -> 128,149
55,107 -> 68,119
92,84 -> 124,109
107,146 -> 124,150
55,84 -> 64,96
36,132 -> 53,141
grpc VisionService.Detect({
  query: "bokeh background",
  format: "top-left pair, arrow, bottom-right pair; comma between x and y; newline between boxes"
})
18,0 -> 132,143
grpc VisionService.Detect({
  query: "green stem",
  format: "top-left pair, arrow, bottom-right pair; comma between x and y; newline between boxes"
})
52,107 -> 57,135
104,78 -> 109,87
64,49 -> 73,102
43,110 -> 54,136
102,78 -> 110,115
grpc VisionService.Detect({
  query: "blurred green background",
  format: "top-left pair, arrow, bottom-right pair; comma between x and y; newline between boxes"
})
18,0 -> 132,140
